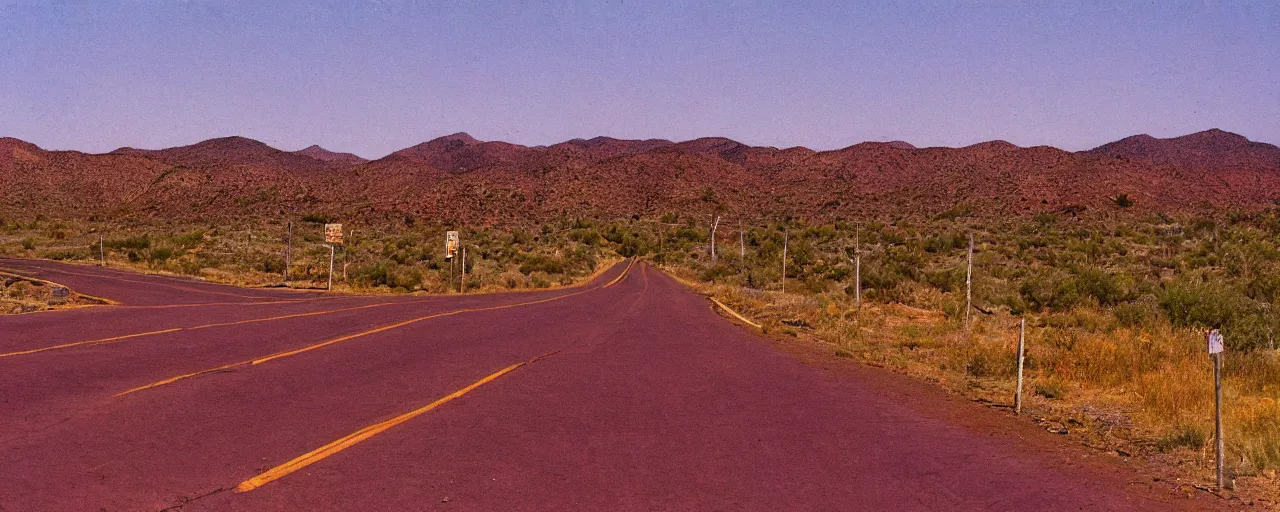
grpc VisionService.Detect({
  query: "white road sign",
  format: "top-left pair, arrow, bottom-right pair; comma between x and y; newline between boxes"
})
446,231 -> 459,259
324,223 -> 343,245
1207,329 -> 1225,355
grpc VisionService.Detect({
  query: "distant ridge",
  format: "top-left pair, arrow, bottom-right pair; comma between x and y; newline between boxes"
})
295,145 -> 368,166
4,129 -> 1279,222
1085,129 -> 1280,170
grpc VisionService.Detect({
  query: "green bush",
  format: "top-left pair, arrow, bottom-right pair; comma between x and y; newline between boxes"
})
1156,425 -> 1206,452
105,236 -> 151,250
42,248 -> 84,261
150,247 -> 175,263
518,254 -> 565,275
1035,379 -> 1068,400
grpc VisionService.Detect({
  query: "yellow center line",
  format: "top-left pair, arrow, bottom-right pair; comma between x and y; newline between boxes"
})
0,300 -> 408,359
115,260 -> 635,397
115,297 -> 327,310
0,328 -> 184,358
602,257 -> 635,288
235,361 -> 526,493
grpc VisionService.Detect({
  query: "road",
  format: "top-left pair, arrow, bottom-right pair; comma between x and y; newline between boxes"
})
0,257 -> 1223,511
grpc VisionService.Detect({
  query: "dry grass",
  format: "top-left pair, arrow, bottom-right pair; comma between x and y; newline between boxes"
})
675,268 -> 1280,501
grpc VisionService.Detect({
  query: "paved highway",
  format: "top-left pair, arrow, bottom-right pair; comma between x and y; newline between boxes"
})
0,257 -> 1222,510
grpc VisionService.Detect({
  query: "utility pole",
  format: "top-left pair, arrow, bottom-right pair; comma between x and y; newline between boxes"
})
284,221 -> 292,284
965,232 -> 974,327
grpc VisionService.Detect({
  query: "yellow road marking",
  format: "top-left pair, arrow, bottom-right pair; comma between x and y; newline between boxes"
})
235,361 -> 525,492
0,328 -> 183,358
116,260 -> 634,396
116,298 -> 325,310
710,298 -> 763,329
1,300 -> 403,359
602,257 -> 635,288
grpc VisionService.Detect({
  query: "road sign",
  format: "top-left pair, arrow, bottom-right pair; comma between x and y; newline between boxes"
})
1208,329 -> 1225,354
446,231 -> 459,259
325,223 -> 343,245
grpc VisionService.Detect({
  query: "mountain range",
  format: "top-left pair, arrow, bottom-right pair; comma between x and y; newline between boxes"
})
2,130 -> 1278,224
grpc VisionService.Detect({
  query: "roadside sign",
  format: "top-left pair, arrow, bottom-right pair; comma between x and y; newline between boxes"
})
325,223 -> 343,245
1207,329 -> 1225,354
446,231 -> 459,259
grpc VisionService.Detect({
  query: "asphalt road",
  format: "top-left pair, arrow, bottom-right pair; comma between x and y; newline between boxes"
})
0,258 -> 1224,511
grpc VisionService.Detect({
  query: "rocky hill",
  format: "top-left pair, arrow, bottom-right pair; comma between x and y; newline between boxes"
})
3,130 -> 1278,224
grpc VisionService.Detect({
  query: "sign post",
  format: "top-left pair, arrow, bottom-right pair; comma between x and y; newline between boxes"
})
284,221 -> 292,284
965,232 -> 974,327
98,234 -> 105,267
1015,318 -> 1026,414
324,223 -> 343,291
1208,329 -> 1226,491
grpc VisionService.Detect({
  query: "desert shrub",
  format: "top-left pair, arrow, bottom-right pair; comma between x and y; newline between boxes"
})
351,262 -> 419,290
923,233 -> 965,253
674,225 -> 707,244
21,238 -> 35,250
1156,425 -> 1207,452
301,213 -> 330,224
518,254 -> 565,275
529,271 -> 552,288
41,248 -> 84,261
261,256 -> 285,274
1071,267 -> 1133,306
149,247 -> 175,263
923,268 -> 963,293
1113,299 -> 1158,328
105,236 -> 151,250
618,234 -> 648,257
173,230 -> 205,249
964,347 -> 1014,378
1158,279 -> 1280,351
569,228 -> 602,246
701,264 -> 735,283
1035,378 -> 1068,400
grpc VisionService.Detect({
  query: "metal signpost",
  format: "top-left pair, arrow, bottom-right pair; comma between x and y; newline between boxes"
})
284,221 -> 292,284
324,223 -> 343,291
965,233 -> 974,327
1015,318 -> 1026,414
1208,329 -> 1226,491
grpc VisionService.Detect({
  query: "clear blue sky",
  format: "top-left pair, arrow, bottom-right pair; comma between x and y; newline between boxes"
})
2,1 -> 1276,158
